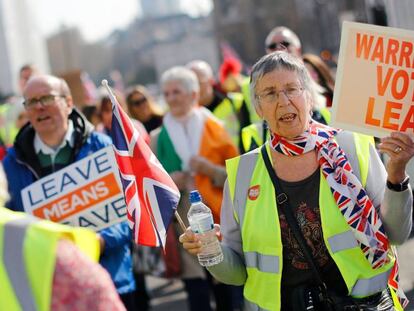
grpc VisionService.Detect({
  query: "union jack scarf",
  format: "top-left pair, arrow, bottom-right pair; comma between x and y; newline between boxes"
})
270,120 -> 407,307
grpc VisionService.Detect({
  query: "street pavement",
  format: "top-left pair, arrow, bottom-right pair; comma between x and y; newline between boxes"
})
147,232 -> 414,311
147,276 -> 188,311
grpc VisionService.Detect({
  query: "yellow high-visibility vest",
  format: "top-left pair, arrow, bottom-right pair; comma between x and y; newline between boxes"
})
212,92 -> 245,147
225,137 -> 400,310
0,208 -> 100,311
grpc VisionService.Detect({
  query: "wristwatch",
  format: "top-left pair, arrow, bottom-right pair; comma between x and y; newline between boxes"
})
386,176 -> 410,192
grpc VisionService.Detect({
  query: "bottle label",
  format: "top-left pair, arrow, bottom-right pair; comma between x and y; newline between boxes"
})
190,213 -> 214,233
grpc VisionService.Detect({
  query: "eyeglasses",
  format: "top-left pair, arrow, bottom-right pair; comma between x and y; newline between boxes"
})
24,94 -> 65,110
257,85 -> 304,104
130,97 -> 147,107
266,41 -> 291,50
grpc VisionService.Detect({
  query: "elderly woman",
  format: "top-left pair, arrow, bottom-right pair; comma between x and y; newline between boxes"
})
151,67 -> 239,311
179,52 -> 413,311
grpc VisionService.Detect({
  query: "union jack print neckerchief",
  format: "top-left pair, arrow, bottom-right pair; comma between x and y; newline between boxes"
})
269,120 -> 407,307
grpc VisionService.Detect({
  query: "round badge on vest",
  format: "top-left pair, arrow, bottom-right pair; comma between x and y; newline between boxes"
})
248,185 -> 260,200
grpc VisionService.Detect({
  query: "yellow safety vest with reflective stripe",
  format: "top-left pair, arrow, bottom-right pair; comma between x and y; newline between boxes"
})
0,208 -> 100,311
212,92 -> 245,147
241,122 -> 268,153
319,107 -> 331,125
240,76 -> 260,124
225,136 -> 401,311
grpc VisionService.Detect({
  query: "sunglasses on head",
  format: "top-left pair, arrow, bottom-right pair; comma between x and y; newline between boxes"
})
130,97 -> 147,107
267,41 -> 291,50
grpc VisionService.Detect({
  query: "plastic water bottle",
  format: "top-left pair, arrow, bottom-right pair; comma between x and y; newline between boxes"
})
187,190 -> 223,267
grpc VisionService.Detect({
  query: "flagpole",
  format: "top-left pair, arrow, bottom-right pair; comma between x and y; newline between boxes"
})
101,79 -> 116,102
175,211 -> 187,232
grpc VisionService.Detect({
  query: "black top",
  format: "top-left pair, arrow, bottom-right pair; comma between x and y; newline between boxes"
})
207,89 -> 226,112
207,89 -> 251,151
278,169 -> 347,308
143,114 -> 163,133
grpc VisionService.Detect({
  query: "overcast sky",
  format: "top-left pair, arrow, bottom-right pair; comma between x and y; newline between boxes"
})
34,0 -> 212,42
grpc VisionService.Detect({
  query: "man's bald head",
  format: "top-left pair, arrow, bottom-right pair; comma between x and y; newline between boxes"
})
186,60 -> 215,107
265,26 -> 302,57
186,60 -> 214,80
23,75 -> 71,100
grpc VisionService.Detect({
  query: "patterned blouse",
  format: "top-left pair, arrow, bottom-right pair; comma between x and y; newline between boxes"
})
51,240 -> 126,311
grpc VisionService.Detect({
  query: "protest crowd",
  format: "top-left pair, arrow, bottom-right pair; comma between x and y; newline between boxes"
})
1,14 -> 414,311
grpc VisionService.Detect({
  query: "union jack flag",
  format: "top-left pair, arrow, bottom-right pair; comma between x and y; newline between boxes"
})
103,80 -> 180,248
270,134 -> 309,156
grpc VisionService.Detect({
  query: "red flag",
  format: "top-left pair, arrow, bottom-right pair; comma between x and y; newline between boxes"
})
220,40 -> 242,62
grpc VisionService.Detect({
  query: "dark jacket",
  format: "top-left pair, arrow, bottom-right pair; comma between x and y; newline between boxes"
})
3,109 -> 135,294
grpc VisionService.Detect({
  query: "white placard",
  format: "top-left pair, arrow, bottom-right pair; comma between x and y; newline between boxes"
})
22,146 -> 126,231
331,21 -> 414,137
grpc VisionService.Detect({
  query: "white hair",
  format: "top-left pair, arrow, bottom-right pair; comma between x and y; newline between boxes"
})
161,66 -> 200,94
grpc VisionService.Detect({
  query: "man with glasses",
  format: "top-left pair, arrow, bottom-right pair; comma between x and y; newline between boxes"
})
3,74 -> 137,310
264,26 -> 302,56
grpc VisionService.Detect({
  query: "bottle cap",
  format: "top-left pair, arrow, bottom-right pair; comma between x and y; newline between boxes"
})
189,190 -> 202,204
